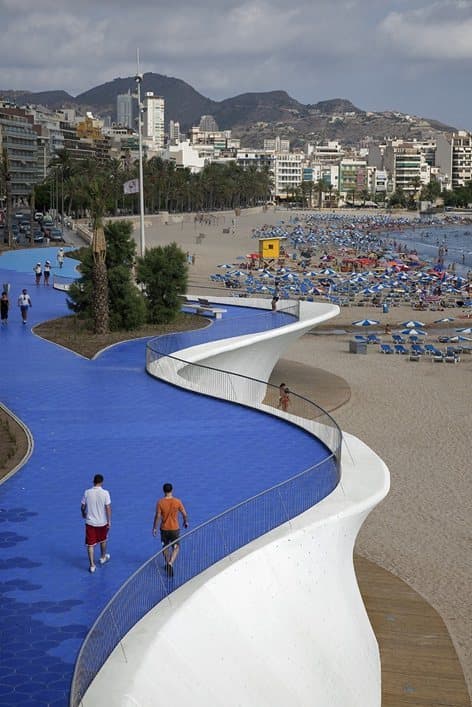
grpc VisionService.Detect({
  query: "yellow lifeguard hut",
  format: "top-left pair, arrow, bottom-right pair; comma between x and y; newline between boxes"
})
259,237 -> 284,260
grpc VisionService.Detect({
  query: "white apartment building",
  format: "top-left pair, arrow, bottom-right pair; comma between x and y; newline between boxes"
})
367,166 -> 388,195
308,141 -> 344,165
162,140 -> 206,173
117,91 -> 133,129
264,137 -> 290,153
273,153 -> 304,197
188,127 -> 235,152
143,92 -> 165,148
436,131 -> 472,189
236,150 -> 275,172
26,106 -> 64,174
383,141 -> 430,193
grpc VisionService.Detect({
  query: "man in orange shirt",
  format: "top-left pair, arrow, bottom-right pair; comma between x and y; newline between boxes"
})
152,483 -> 188,576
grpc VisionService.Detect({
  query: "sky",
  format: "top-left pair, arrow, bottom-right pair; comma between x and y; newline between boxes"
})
0,0 -> 471,130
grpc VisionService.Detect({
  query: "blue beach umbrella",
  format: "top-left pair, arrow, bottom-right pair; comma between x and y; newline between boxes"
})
456,327 -> 472,334
352,319 -> 380,327
400,328 -> 427,336
401,320 -> 425,328
435,317 -> 455,323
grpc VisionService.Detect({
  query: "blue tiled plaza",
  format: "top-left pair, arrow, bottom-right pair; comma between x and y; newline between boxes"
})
0,248 -> 335,706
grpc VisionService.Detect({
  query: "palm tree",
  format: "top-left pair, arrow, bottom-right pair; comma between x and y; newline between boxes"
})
89,176 -> 110,335
409,176 -> 422,205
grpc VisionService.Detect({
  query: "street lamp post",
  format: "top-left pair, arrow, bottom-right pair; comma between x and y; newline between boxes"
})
135,50 -> 146,257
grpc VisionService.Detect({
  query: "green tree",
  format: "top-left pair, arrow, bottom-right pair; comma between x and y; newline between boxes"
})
420,178 -> 442,202
136,243 -> 188,324
389,188 -> 407,208
68,220 -> 146,331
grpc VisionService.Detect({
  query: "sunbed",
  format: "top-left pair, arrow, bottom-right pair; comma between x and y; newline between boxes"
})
367,334 -> 381,344
394,344 -> 409,355
380,343 -> 394,354
411,344 -> 426,355
425,344 -> 443,357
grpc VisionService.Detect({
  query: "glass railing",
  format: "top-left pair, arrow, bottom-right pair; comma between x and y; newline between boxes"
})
69,304 -> 342,706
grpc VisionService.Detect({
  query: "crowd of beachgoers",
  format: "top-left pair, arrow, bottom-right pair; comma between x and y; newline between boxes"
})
208,212 -> 472,313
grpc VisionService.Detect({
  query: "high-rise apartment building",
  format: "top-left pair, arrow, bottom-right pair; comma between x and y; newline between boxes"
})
436,131 -> 472,189
383,141 -> 430,193
169,120 -> 180,144
264,137 -> 290,153
199,115 -> 219,132
117,91 -> 134,129
273,153 -> 303,198
143,92 -> 165,148
0,104 -> 38,204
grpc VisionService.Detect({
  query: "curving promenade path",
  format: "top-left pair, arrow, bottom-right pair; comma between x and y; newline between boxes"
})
0,249 -> 335,706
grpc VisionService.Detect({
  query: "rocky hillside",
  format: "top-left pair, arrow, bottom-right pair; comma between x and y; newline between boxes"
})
0,73 -> 457,146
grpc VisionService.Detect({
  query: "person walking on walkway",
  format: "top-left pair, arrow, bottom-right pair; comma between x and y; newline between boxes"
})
17,289 -> 32,324
1,291 -> 9,325
34,262 -> 42,286
57,248 -> 64,269
81,474 -> 112,574
43,260 -> 51,286
152,483 -> 188,576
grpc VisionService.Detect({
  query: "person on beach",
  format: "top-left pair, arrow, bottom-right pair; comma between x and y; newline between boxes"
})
152,483 -> 188,577
81,474 -> 112,574
34,262 -> 42,285
1,291 -> 9,324
17,289 -> 32,324
57,248 -> 64,269
278,383 -> 290,412
43,260 -> 51,286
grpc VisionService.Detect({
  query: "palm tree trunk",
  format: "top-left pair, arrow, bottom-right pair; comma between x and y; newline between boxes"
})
92,225 -> 109,334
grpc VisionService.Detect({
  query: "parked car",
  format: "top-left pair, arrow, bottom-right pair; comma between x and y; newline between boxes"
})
49,227 -> 64,242
28,230 -> 44,243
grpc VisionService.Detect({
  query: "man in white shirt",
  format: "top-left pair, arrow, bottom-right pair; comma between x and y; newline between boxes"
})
81,474 -> 112,573
17,289 -> 32,324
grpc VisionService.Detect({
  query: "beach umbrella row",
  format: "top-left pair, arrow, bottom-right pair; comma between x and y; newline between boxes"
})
352,319 -> 380,327
401,320 -> 425,328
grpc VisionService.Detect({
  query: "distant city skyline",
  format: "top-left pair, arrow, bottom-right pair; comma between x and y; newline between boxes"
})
0,0 -> 471,131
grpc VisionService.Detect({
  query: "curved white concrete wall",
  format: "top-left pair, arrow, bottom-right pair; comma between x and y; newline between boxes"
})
153,299 -> 339,403
85,434 -> 389,707
84,297 -> 390,707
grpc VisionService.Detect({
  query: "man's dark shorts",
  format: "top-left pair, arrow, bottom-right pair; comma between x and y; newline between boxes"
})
161,529 -> 180,547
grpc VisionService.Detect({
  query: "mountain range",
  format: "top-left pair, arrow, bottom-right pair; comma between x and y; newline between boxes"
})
0,72 -> 457,147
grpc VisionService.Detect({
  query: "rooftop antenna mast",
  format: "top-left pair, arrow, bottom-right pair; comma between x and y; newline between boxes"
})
135,49 -> 146,256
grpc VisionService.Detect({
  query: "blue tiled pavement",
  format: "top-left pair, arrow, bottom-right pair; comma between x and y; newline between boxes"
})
0,248 -> 335,706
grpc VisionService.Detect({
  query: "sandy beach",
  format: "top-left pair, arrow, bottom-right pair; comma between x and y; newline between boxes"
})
132,207 -> 472,697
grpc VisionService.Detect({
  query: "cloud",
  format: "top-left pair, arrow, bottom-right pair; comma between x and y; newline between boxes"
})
379,1 -> 472,59
0,0 -> 471,129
